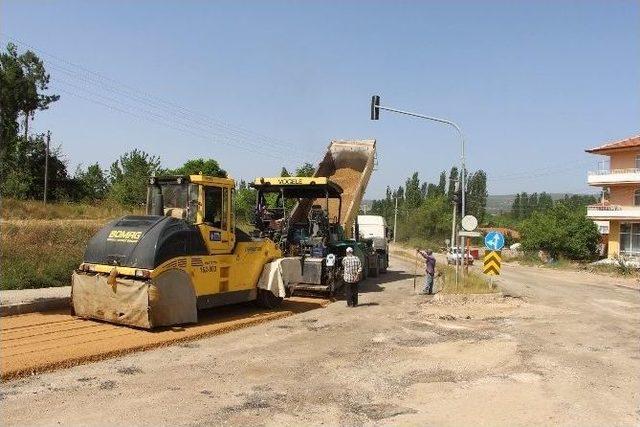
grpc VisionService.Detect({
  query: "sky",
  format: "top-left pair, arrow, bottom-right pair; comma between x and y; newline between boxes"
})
2,0 -> 639,198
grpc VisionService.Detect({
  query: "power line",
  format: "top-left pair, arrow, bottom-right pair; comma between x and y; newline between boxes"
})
54,77 -> 291,159
3,34 -> 322,161
56,87 -> 284,161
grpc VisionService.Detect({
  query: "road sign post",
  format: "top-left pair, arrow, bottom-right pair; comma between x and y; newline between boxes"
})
483,250 -> 502,275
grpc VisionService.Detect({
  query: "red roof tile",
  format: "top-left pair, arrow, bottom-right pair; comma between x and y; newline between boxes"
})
586,135 -> 640,154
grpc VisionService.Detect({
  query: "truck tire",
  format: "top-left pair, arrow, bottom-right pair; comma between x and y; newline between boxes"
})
380,254 -> 388,274
256,289 -> 283,309
370,257 -> 380,277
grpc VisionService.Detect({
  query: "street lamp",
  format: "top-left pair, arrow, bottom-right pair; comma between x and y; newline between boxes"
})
370,95 -> 468,282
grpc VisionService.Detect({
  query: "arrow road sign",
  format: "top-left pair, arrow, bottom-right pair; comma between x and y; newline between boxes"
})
484,231 -> 505,251
483,250 -> 502,275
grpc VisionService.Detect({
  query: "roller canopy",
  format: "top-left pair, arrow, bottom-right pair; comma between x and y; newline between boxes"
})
83,215 -> 208,269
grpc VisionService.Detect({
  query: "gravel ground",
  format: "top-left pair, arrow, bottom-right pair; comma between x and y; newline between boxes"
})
2,256 -> 639,426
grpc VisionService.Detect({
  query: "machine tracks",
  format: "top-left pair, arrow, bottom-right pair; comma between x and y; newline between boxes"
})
1,297 -> 328,380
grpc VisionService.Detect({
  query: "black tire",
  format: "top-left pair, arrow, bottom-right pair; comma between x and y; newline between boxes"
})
380,253 -> 388,273
256,289 -> 284,309
370,257 -> 380,277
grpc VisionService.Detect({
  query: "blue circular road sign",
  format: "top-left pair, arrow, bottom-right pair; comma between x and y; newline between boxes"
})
484,231 -> 505,251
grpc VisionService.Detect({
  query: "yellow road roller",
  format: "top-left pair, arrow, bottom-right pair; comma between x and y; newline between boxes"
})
71,174 -> 284,329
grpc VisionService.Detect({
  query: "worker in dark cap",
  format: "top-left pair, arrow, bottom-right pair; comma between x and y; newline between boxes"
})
417,249 -> 436,294
342,247 -> 363,307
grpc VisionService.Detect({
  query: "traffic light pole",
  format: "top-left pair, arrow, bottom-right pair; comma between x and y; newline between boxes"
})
371,99 -> 467,285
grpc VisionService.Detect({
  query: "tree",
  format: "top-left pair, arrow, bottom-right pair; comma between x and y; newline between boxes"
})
168,158 -> 226,177
466,170 -> 488,222
295,162 -> 315,177
520,192 -> 529,218
1,134 -> 69,200
558,194 -> 598,210
528,193 -> 539,213
511,194 -> 521,219
0,43 -> 60,197
108,149 -> 162,206
420,182 -> 428,198
75,163 -> 109,200
14,45 -> 60,139
447,166 -> 459,201
404,172 -> 422,209
280,167 -> 291,177
437,171 -> 447,196
520,204 -> 600,260
425,183 -> 439,199
235,184 -> 257,225
538,192 -> 553,212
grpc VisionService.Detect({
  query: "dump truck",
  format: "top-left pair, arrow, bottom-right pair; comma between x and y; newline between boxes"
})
72,174 -> 285,329
357,215 -> 390,274
292,139 -> 376,239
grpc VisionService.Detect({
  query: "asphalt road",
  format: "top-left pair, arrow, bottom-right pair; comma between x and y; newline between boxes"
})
2,256 -> 639,426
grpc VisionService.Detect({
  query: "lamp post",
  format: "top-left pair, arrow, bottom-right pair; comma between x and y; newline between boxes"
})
371,96 -> 467,283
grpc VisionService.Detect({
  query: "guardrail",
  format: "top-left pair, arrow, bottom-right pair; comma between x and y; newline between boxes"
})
588,204 -> 622,211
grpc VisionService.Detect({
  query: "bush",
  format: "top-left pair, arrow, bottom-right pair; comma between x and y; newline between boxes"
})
519,204 -> 600,260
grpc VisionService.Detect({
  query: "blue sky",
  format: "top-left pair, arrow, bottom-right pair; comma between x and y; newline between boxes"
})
2,1 -> 638,197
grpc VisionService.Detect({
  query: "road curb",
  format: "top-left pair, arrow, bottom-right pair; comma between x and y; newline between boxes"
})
1,296 -> 71,316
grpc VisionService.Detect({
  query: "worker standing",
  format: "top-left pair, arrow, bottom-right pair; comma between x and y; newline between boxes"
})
342,247 -> 363,307
417,249 -> 436,295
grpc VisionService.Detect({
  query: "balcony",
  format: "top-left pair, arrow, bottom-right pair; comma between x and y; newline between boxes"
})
587,168 -> 640,186
587,203 -> 640,220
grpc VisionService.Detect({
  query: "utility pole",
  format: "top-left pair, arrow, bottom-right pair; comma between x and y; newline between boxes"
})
450,179 -> 459,250
451,179 -> 459,284
393,196 -> 398,244
44,131 -> 50,205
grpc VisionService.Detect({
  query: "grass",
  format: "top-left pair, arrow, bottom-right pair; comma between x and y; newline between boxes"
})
437,264 -> 497,294
1,198 -> 142,220
1,199 -> 144,290
1,221 -> 104,290
398,236 -> 446,252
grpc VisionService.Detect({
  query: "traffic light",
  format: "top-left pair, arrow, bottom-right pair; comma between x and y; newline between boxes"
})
370,95 -> 380,120
453,190 -> 462,216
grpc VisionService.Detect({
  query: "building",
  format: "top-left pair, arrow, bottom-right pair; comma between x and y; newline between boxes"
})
586,135 -> 640,259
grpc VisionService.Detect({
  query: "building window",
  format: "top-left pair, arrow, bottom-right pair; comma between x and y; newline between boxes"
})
635,189 -> 640,206
620,222 -> 640,256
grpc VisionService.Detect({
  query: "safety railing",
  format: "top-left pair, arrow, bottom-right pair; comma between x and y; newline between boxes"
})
588,168 -> 640,175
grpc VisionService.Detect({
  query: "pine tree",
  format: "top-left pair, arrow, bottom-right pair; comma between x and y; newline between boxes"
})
447,166 -> 459,201
437,171 -> 447,195
512,194 -> 522,219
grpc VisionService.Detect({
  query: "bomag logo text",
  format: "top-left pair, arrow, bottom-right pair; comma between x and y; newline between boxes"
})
107,230 -> 143,242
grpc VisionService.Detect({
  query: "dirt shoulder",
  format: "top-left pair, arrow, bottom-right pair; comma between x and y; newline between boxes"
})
2,257 -> 639,426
